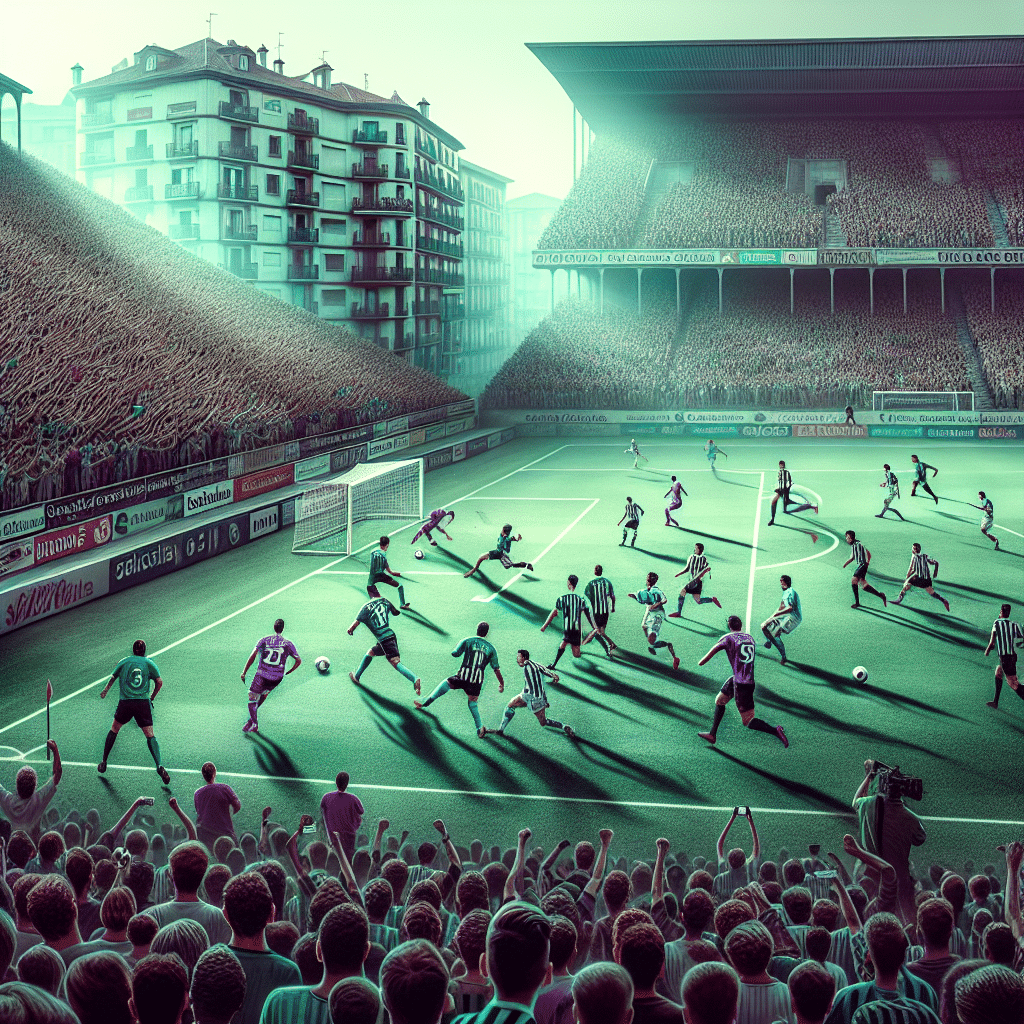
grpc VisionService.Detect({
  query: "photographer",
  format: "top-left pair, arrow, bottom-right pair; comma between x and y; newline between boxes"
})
851,760 -> 925,924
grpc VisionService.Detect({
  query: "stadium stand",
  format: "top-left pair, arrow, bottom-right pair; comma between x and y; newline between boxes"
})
0,144 -> 467,511
958,274 -> 1024,410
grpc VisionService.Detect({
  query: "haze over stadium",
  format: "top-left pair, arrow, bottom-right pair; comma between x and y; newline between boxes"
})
1,3 -> 1023,1023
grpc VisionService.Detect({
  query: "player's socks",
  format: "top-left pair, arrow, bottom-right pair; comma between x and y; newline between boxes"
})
677,596 -> 685,613
543,717 -> 565,729
747,717 -> 777,736
990,676 -> 1003,708
621,531 -> 627,545
630,536 -> 636,547
102,731 -> 117,761
247,701 -> 259,724
931,592 -> 948,610
353,654 -> 373,681
773,636 -> 787,659
468,702 -> 482,731
851,584 -> 861,607
394,662 -> 417,683
550,647 -> 564,668
706,703 -> 727,740
398,585 -> 407,606
595,633 -> 611,653
146,735 -> 162,768
422,681 -> 450,706
498,707 -> 515,733
863,584 -> 885,605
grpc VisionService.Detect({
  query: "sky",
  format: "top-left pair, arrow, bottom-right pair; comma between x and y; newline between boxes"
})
2,0 -> 1020,200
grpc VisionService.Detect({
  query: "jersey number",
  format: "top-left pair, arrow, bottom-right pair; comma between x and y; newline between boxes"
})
262,647 -> 284,666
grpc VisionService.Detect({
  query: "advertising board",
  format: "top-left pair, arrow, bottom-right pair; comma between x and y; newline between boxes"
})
0,505 -> 45,541
112,495 -> 183,538
3,560 -> 110,635
294,454 -> 331,483
45,481 -> 147,529
232,464 -> 295,502
184,481 -> 234,518
34,515 -> 113,567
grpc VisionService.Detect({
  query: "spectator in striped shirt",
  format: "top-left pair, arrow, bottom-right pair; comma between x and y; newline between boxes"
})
712,808 -> 761,900
615,922 -> 684,1024
542,576 -> 595,669
669,543 -> 722,618
682,961 -> 740,1024
582,566 -> 618,658
892,545 -> 949,611
482,651 -> 576,740
619,498 -> 645,547
983,604 -> 1024,709
725,920 -> 794,1024
843,532 -> 888,609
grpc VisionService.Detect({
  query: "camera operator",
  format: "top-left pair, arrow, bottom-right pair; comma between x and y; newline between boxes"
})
851,760 -> 926,923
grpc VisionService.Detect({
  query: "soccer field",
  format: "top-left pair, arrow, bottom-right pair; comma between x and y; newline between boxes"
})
2,436 -> 1022,865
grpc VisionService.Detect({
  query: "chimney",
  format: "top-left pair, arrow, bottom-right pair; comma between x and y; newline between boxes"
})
273,57 -> 284,74
418,97 -> 430,119
257,45 -> 268,67
322,66 -> 331,89
71,63 -> 83,87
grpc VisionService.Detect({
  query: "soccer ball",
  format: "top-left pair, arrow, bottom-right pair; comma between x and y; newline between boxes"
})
315,656 -> 331,675
852,666 -> 868,683
414,549 -> 425,560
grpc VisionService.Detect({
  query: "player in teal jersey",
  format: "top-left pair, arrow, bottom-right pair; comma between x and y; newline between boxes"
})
582,564 -> 618,657
762,575 -> 802,666
98,639 -> 170,784
347,596 -> 421,693
909,454 -> 939,503
876,464 -> 905,521
970,491 -> 999,550
704,438 -> 727,470
367,536 -> 409,607
464,524 -> 534,578
628,572 -> 679,670
415,622 -> 505,737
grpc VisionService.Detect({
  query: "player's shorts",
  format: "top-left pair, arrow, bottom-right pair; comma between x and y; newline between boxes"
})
249,673 -> 281,697
487,550 -> 514,569
645,612 -> 665,638
683,578 -> 704,595
720,677 -> 756,714
367,575 -> 399,597
908,576 -> 932,589
592,612 -> 609,628
852,562 -> 869,581
562,629 -> 582,648
982,516 -> 994,531
624,519 -> 639,531
370,637 -> 401,661
114,698 -> 153,728
706,451 -> 716,461
775,487 -> 790,500
520,690 -> 550,713
998,653 -> 1018,677
667,498 -> 682,512
768,614 -> 799,635
447,674 -> 482,698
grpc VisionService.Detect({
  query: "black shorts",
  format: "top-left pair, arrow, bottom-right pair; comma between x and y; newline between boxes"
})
720,677 -> 755,714
683,578 -> 703,595
487,550 -> 514,568
775,488 -> 790,500
909,576 -> 932,589
562,629 -> 582,648
370,636 -> 401,661
852,562 -> 869,581
367,575 -> 399,598
114,699 -> 153,728
593,612 -> 609,628
624,519 -> 639,530
998,653 -> 1018,677
448,674 -> 482,698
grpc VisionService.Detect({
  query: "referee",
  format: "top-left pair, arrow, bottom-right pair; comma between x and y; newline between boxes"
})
984,604 -> 1024,709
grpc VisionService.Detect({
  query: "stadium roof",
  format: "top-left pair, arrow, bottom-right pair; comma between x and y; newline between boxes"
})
526,36 -> 1024,125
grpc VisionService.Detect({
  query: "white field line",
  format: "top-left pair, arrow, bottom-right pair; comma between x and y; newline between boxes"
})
318,570 -> 464,576
745,472 -> 765,631
471,499 -> 601,604
993,525 -> 1024,538
758,530 -> 841,571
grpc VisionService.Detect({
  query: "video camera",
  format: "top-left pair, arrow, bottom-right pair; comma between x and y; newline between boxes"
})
870,760 -> 923,802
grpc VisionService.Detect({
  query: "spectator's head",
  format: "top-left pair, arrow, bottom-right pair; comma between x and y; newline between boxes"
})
169,842 -> 209,896
225,849 -> 246,877
941,874 -> 967,916
8,832 -> 35,869
125,829 -> 149,861
293,932 -> 323,985
482,862 -> 508,903
714,899 -> 754,941
575,842 -> 596,872
12,874 -> 42,926
810,899 -> 839,931
616,922 -> 665,991
363,878 -> 394,922
307,842 -> 329,871
329,976 -> 383,1024
131,953 -> 189,1024
14,767 -> 38,801
309,880 -> 349,932
380,939 -> 450,1024
917,897 -> 955,950
202,864 -> 231,908
336,772 -> 350,793
757,862 -> 777,884
542,889 -> 581,933
16,942 -> 65,995
725,920 -> 774,979
805,926 -> 832,963
151,919 -> 210,981
572,963 -> 633,1024
682,889 -> 715,935
782,886 -> 813,926
126,860 -> 155,911
189,945 -> 246,1024
381,859 -> 409,904
485,901 -> 552,1002
762,881 -> 782,905
93,859 -> 116,897
64,848 -> 94,899
782,859 -> 806,887
547,914 -> 577,974
955,964 -> 1024,1024
687,869 -> 714,895
602,871 -> 631,914
681,961 -> 740,1024
864,913 -> 908,978
408,879 -> 442,912
0,982 -> 80,1024
968,874 -> 991,903
453,908 -> 491,975
319,902 -> 370,975
982,921 -> 1016,965
65,949 -> 134,1024
456,871 -> 489,916
128,912 -> 159,953
0,909 -> 14,978
212,838 -> 233,864
36,832 -> 64,866
27,876 -> 78,944
939,959 -> 988,1024
726,848 -> 746,870
251,861 -> 287,922
416,842 -> 436,867
100,885 -> 137,934
629,862 -> 652,897
266,920 -> 299,959
401,902 -> 441,946
787,960 -> 835,1024
223,871 -> 275,939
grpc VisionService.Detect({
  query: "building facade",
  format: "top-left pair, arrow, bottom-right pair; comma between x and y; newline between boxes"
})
507,192 -> 561,344
71,38 -> 466,376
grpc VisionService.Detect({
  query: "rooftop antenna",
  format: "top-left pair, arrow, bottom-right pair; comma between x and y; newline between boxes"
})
321,50 -> 329,64
364,73 -> 369,91
276,32 -> 284,61
206,12 -> 216,38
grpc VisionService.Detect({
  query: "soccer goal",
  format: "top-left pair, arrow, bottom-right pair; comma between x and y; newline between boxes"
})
292,459 -> 424,555
871,391 -> 975,412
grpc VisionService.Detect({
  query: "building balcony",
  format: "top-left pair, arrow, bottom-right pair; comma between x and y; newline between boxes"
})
350,266 -> 414,284
219,142 -> 258,162
351,196 -> 414,215
288,227 -> 319,244
394,334 -> 415,351
125,185 -> 154,202
415,136 -> 437,160
417,205 -> 464,231
303,300 -> 319,315
352,230 -> 392,247
395,164 -> 410,179
288,113 -> 319,134
125,144 -> 154,162
350,302 -> 410,319
414,301 -> 440,315
223,262 -> 258,279
416,236 -> 463,258
166,181 -> 203,200
443,303 -> 466,320
223,224 -> 257,242
81,150 -> 114,167
353,129 -> 388,145
218,183 -> 259,201
219,100 -> 258,123
166,101 -> 197,119
288,265 -> 320,280
414,168 -> 465,202
418,269 -> 465,287
352,161 -> 388,179
168,224 -> 200,241
166,141 -> 199,160
417,331 -> 441,346
288,150 -> 319,170
286,189 -> 320,207
82,112 -> 114,128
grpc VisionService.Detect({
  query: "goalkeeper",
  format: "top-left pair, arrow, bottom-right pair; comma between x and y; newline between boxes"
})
412,508 -> 455,547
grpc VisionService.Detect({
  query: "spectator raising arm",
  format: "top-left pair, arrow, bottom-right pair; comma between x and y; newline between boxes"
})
1002,840 -> 1023,942
504,828 -> 532,903
167,797 -> 197,841
583,828 -> 615,904
46,740 -> 62,788
541,839 -> 572,893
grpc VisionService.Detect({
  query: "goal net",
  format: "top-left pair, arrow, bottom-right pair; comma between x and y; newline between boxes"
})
872,391 -> 975,412
292,459 -> 423,555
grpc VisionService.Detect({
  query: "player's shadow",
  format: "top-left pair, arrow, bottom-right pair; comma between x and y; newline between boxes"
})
545,676 -> 646,727
711,472 -> 759,490
857,608 -> 982,652
398,610 -> 449,637
492,589 -> 552,619
934,511 -> 974,524
684,528 -> 757,550
432,549 -> 473,570
582,666 -> 706,724
708,748 -> 851,814
893,605 -> 988,638
572,736 -> 703,800
248,734 -> 302,779
665,618 -> 720,638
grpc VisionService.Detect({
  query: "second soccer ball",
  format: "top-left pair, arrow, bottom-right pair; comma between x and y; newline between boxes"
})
852,666 -> 868,682
315,656 -> 331,674
414,549 -> 425,560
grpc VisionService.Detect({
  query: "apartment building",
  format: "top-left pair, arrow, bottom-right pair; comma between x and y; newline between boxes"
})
507,192 -> 561,344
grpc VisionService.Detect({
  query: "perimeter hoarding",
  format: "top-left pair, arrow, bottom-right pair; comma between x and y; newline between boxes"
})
3,560 -> 110,634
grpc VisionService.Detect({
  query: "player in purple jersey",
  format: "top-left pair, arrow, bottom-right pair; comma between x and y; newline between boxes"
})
664,476 -> 688,527
240,618 -> 301,733
696,615 -> 788,748
412,508 -> 455,547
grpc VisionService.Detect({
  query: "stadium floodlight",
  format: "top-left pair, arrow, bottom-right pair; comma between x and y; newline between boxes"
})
292,458 -> 423,555
871,391 -> 975,412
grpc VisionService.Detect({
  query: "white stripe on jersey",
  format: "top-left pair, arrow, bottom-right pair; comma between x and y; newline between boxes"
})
587,578 -> 613,615
558,593 -> 586,631
909,552 -> 935,578
625,502 -> 643,520
992,618 -> 1024,656
851,541 -> 868,564
522,661 -> 549,700
778,468 -> 792,490
685,554 -> 709,580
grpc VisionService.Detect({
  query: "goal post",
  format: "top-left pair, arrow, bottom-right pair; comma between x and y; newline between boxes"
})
871,391 -> 975,412
292,459 -> 424,556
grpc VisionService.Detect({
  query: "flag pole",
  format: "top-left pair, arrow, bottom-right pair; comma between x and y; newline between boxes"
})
46,679 -> 53,759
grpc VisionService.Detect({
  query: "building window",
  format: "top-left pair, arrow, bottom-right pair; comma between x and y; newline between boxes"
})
269,135 -> 281,158
263,251 -> 281,267
264,98 -> 282,112
325,254 -> 346,271
263,214 -> 282,233
145,55 -> 157,72
267,174 -> 281,196
239,55 -> 249,71
322,289 -> 346,306
322,219 -> 346,237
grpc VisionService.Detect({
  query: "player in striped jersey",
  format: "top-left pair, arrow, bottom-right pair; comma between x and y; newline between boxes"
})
626,438 -> 649,469
909,455 -> 939,504
411,508 -> 455,547
415,622 -> 505,737
696,615 -> 788,747
464,524 -> 534,578
843,531 -> 887,609
618,497 -> 644,547
347,596 -> 421,693
628,571 -> 680,670
983,603 -> 1024,709
668,542 -> 721,618
970,491 -> 999,550
542,575 -> 595,668
367,536 -> 410,608
664,475 -> 688,527
768,461 -> 817,525
876,464 -> 905,521
582,565 -> 618,657
892,544 -> 949,611
482,650 -> 576,738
